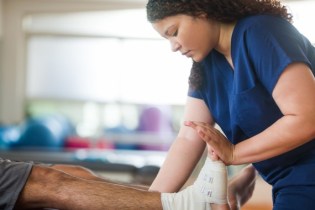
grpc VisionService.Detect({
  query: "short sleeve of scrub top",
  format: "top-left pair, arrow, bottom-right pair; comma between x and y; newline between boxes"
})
234,15 -> 315,94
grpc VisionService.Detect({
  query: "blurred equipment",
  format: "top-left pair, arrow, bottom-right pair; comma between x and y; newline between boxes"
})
11,114 -> 74,150
133,165 -> 160,185
0,125 -> 21,149
137,106 -> 174,151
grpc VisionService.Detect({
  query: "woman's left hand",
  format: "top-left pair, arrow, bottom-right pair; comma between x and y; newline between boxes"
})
184,121 -> 235,165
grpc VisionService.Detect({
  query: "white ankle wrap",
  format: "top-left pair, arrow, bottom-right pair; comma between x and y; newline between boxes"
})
194,158 -> 227,204
161,158 -> 227,210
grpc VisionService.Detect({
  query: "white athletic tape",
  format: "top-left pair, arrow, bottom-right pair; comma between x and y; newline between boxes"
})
161,158 -> 227,210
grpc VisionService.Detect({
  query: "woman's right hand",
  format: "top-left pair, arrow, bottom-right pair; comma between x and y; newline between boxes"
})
227,164 -> 257,210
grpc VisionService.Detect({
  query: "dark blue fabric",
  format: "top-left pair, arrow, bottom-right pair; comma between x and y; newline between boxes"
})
188,15 -> 315,189
270,150 -> 315,209
273,182 -> 315,210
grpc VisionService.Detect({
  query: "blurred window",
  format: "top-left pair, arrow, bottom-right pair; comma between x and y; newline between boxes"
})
25,9 -> 192,105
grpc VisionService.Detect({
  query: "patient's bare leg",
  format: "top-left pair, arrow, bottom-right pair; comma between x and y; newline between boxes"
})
15,159 -> 230,210
15,165 -> 162,210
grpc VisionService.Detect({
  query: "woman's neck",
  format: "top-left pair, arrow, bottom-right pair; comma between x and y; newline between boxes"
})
216,22 -> 236,69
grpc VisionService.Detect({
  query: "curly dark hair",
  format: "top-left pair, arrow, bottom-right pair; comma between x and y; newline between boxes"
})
146,0 -> 293,90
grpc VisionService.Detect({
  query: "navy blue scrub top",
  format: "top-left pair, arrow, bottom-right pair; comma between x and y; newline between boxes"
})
189,15 -> 315,187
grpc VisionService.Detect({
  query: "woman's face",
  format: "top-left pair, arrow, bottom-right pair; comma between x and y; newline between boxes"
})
152,14 -> 220,62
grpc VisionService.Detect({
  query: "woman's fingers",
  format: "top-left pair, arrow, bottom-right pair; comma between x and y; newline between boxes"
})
184,121 -> 216,139
185,121 -> 235,165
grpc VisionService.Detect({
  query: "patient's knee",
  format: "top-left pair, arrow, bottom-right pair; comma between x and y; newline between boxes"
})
16,165 -> 70,209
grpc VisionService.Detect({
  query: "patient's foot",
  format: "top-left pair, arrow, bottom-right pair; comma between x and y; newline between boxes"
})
161,158 -> 228,210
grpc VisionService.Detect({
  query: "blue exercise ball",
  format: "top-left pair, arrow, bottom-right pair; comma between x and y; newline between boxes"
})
12,115 -> 74,150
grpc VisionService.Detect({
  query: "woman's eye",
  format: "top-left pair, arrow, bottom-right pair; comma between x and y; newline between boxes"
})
165,26 -> 178,37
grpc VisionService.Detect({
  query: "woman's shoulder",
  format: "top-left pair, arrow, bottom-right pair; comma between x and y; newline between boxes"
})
233,15 -> 295,42
236,15 -> 288,31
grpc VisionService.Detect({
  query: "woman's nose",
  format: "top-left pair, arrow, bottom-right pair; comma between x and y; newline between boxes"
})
170,39 -> 180,52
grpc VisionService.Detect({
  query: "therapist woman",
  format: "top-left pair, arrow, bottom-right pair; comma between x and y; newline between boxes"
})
146,0 -> 315,209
